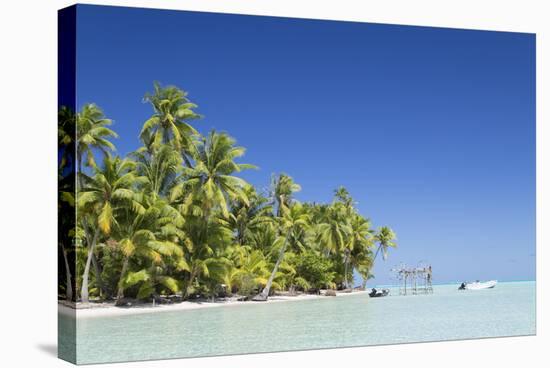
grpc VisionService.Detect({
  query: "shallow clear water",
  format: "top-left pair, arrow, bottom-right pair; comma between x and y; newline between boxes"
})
62,281 -> 536,364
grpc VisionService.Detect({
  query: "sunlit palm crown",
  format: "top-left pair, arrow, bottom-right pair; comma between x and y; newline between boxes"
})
279,203 -> 310,236
171,130 -> 256,218
223,185 -> 273,246
317,203 -> 351,254
271,173 -> 301,216
58,106 -> 75,171
78,155 -> 139,235
113,196 -> 189,299
348,215 -> 374,251
140,82 -> 201,152
375,226 -> 397,260
131,144 -> 183,198
77,103 -> 118,169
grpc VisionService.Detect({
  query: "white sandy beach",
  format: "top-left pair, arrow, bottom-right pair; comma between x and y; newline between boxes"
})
59,290 -> 370,319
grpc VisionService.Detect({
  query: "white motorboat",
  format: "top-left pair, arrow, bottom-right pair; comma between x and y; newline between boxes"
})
368,288 -> 390,298
458,280 -> 497,290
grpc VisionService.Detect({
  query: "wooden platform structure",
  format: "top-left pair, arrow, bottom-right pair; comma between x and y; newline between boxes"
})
391,263 -> 433,295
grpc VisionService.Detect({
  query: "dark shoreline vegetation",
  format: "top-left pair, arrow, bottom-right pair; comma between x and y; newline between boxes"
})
58,82 -> 397,307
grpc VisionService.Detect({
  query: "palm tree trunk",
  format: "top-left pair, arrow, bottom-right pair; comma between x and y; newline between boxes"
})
115,257 -> 130,305
81,227 -> 99,304
373,244 -> 382,262
344,250 -> 350,289
92,253 -> 105,299
77,154 -> 93,304
181,202 -> 209,300
362,245 -> 383,289
60,242 -> 73,301
77,155 -> 84,190
254,233 -> 290,301
183,268 -> 198,299
81,247 -> 94,304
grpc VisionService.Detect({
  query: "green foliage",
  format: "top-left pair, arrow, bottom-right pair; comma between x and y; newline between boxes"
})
271,173 -> 301,217
171,130 -> 256,218
64,83 -> 397,304
374,226 -> 397,261
76,103 -> 118,170
140,82 -> 201,154
296,251 -> 336,290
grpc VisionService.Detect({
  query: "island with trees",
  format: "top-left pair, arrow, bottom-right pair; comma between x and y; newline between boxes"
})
58,82 -> 397,311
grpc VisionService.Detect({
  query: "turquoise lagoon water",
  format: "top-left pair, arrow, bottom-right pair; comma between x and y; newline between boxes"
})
61,281 -> 535,364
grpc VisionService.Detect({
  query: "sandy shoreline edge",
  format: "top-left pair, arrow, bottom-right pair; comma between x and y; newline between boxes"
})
59,290 -> 370,319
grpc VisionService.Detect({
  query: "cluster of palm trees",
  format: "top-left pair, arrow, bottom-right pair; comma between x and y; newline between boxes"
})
58,83 -> 397,305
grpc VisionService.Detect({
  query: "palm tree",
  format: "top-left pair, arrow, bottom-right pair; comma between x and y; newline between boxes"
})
77,155 -> 139,304
58,106 -> 76,301
131,144 -> 183,199
271,173 -> 301,217
358,268 -> 375,289
358,226 -> 396,290
249,222 -> 279,254
171,130 -> 256,218
76,103 -> 118,183
334,186 -> 354,211
317,203 -> 352,288
180,215 -> 234,298
75,104 -> 118,298
224,185 -> 273,246
58,106 -> 76,176
317,204 -> 349,254
254,203 -> 310,301
373,226 -> 397,262
224,248 -> 270,296
113,197 -> 188,304
347,215 -> 375,289
122,265 -> 183,302
274,253 -> 311,294
170,131 -> 255,298
58,190 -> 75,301
140,82 -> 201,161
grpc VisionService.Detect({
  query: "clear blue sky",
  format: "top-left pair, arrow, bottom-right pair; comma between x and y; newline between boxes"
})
75,5 -> 535,285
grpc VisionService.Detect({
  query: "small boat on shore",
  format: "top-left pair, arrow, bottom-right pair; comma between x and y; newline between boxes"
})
458,280 -> 497,290
369,288 -> 390,297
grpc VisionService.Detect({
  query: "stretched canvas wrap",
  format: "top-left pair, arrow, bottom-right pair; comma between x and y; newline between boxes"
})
58,4 -> 536,365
